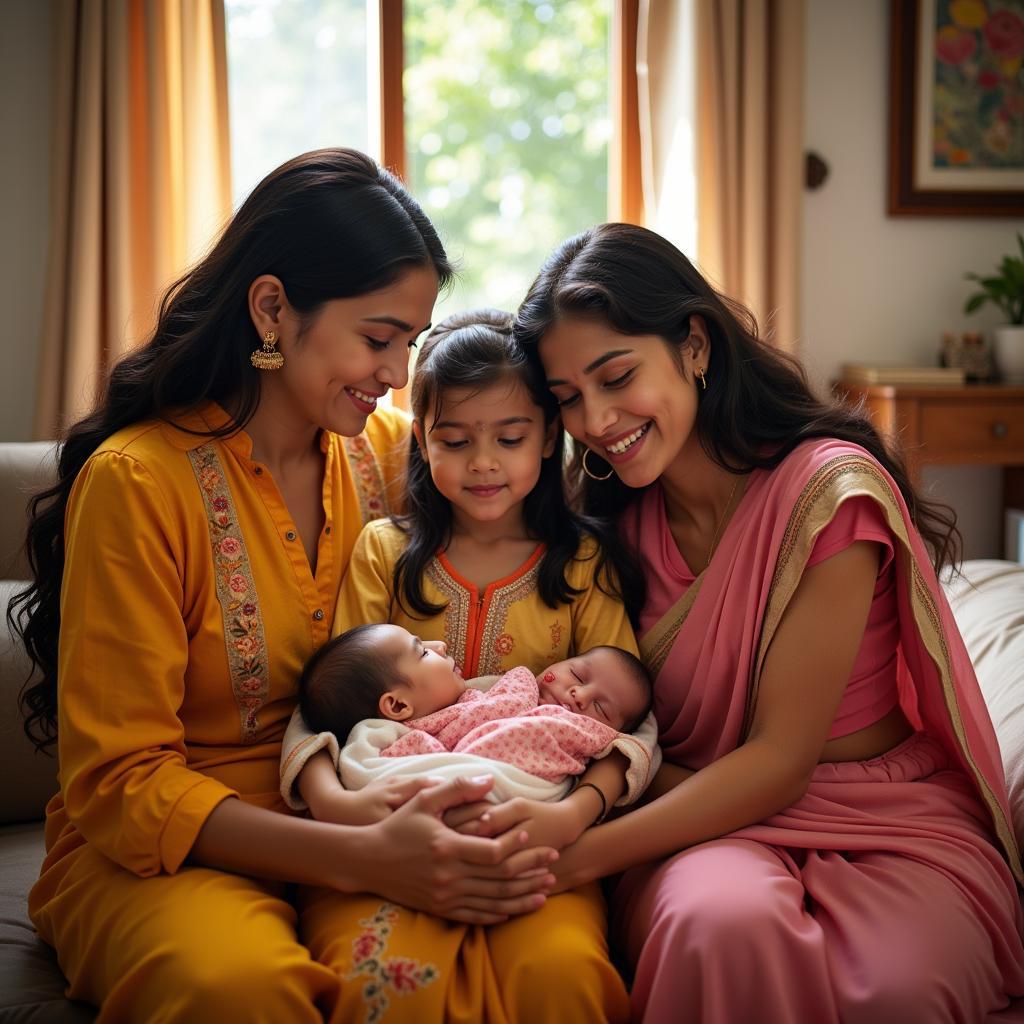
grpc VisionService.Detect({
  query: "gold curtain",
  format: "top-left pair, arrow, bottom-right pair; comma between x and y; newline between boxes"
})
36,0 -> 232,438
695,0 -> 804,350
639,0 -> 804,351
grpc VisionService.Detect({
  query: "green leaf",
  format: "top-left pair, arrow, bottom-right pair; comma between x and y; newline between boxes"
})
964,294 -> 988,314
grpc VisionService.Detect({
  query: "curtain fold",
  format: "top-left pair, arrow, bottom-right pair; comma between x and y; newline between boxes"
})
36,0 -> 231,438
696,0 -> 804,349
639,0 -> 804,351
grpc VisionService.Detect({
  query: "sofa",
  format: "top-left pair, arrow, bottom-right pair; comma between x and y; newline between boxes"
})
1,440 -> 1022,1021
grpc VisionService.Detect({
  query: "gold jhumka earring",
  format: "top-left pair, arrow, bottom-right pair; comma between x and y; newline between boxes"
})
582,448 -> 614,481
251,330 -> 284,370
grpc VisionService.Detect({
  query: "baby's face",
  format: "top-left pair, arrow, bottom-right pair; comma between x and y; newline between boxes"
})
536,648 -> 647,731
375,625 -> 466,718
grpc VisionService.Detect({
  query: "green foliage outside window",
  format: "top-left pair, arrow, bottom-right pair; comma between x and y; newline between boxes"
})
404,0 -> 611,319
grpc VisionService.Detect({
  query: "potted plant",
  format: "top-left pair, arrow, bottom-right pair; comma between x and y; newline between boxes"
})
964,234 -> 1024,383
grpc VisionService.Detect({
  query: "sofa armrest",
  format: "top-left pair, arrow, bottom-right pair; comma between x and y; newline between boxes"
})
944,559 -> 1024,850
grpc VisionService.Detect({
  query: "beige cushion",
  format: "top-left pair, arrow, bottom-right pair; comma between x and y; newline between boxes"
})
0,442 -> 58,580
944,559 -> 1024,850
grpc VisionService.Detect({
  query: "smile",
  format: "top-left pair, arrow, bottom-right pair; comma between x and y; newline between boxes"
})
466,485 -> 504,497
345,387 -> 380,411
605,423 -> 651,455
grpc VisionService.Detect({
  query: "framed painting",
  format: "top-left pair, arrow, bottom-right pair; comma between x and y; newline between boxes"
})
889,0 -> 1024,215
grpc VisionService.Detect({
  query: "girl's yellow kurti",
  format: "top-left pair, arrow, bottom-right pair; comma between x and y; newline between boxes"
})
29,403 -> 628,1024
334,517 -> 639,675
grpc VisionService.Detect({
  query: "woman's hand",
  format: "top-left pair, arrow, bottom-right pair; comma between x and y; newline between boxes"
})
348,775 -> 560,925
447,795 -> 593,852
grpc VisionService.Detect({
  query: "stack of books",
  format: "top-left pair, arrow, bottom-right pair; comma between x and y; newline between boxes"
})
839,363 -> 966,386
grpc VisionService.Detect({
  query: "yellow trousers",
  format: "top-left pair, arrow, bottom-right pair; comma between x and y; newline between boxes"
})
31,844 -> 629,1023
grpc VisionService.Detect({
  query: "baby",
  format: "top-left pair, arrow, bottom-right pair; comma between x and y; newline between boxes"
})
281,623 -> 657,810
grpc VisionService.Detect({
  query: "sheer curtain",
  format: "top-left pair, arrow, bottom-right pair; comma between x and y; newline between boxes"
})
36,0 -> 232,437
639,0 -> 804,350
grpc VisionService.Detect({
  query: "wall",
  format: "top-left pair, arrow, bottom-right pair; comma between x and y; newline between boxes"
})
802,0 -> 1024,559
1,2 -> 50,441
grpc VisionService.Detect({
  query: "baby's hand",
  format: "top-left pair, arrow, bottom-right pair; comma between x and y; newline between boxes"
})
343,777 -> 443,825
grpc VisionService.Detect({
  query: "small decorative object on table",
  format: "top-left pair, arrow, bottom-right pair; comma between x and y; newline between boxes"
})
940,330 -> 964,369
961,331 -> 995,383
964,234 -> 1024,383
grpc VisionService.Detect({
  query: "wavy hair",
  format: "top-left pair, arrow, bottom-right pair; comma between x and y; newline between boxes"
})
514,223 -> 960,613
12,148 -> 453,752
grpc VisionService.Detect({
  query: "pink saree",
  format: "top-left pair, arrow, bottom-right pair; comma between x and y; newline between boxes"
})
614,439 -> 1024,1024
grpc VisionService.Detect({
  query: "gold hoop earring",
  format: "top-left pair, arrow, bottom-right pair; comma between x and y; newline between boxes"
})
251,330 -> 284,370
582,448 -> 613,481
697,367 -> 707,390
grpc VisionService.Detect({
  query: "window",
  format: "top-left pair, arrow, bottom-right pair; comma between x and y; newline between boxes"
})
225,0 -> 641,398
402,0 -> 612,318
225,0 -> 373,210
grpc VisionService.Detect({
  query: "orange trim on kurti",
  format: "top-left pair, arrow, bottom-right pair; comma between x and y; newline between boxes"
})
429,545 -> 546,678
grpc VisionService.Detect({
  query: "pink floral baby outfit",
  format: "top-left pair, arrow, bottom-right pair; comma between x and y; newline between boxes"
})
380,666 -> 620,782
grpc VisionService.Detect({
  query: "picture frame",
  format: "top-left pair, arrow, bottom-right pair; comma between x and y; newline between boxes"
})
889,0 -> 1024,216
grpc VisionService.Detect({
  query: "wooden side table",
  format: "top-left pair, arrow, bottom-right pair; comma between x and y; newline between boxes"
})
832,382 -> 1024,526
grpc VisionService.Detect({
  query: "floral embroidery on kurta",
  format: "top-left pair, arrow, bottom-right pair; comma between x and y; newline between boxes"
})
188,444 -> 269,743
425,559 -> 470,664
345,903 -> 438,1023
476,567 -> 539,674
549,620 -> 563,652
345,434 -> 389,525
425,557 -> 541,676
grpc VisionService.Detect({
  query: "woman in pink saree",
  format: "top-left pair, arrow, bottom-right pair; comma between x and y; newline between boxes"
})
501,224 -> 1024,1022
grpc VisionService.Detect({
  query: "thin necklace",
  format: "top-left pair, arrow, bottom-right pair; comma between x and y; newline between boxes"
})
705,476 -> 742,571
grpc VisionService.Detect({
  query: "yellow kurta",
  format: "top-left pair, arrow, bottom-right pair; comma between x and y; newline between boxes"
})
29,402 -> 628,1024
334,518 -> 639,675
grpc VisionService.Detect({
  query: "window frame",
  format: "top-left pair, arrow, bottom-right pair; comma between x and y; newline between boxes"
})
375,0 -> 641,218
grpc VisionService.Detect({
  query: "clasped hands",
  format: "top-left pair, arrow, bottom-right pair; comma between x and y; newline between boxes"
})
315,774 -> 583,925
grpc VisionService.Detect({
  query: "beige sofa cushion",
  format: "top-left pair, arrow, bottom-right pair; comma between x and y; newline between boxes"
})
0,442 -> 57,580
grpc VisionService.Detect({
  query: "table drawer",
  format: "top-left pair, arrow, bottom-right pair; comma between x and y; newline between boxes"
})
919,401 -> 1024,460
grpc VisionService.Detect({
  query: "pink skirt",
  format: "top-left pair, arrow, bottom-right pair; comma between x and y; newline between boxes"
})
612,733 -> 1024,1024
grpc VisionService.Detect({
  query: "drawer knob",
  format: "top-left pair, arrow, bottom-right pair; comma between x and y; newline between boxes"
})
992,422 -> 1009,439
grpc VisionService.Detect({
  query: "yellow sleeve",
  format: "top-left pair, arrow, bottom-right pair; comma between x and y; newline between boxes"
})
332,521 -> 399,636
364,404 -> 412,514
567,536 -> 639,658
58,451 -> 236,877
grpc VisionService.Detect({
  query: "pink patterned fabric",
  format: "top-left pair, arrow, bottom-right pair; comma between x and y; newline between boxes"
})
616,438 -> 1024,1024
380,666 -> 620,781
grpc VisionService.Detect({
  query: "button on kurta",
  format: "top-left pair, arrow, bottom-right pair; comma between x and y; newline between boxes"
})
313,608 -> 324,621
285,530 -> 296,541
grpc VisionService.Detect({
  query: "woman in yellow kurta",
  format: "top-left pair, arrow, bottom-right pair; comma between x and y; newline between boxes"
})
15,149 -> 629,1023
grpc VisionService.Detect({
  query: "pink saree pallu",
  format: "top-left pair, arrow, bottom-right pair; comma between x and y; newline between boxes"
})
614,439 -> 1024,1024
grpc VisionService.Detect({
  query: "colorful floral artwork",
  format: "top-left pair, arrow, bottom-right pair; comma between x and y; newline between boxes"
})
933,0 -> 1024,169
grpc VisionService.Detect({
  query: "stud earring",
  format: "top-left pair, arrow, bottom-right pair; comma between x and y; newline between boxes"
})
251,330 -> 284,371
697,367 -> 707,390
582,448 -> 614,481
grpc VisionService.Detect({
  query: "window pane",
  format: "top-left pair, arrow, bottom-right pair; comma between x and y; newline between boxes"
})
404,0 -> 611,320
225,0 -> 370,209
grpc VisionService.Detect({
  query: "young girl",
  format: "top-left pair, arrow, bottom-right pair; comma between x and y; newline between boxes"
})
287,309 -> 644,854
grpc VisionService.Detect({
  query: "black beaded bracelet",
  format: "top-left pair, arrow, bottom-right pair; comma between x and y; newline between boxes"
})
574,781 -> 608,825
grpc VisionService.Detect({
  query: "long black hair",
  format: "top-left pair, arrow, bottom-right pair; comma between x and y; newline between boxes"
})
393,308 -> 605,617
514,223 -> 960,612
13,147 -> 454,752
